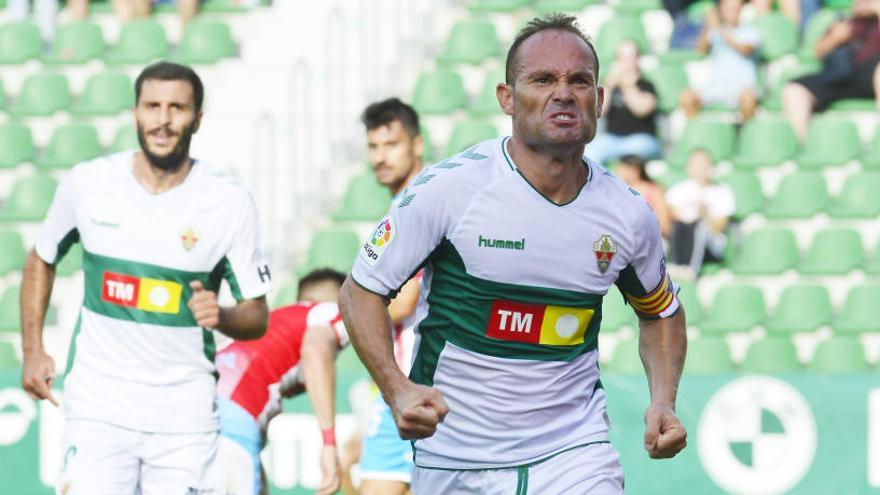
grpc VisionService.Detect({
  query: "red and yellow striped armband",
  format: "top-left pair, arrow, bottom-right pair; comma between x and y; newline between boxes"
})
623,273 -> 679,318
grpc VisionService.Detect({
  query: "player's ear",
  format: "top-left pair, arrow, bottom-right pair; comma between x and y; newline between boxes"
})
497,82 -> 514,117
192,111 -> 204,133
413,134 -> 424,159
596,85 -> 605,119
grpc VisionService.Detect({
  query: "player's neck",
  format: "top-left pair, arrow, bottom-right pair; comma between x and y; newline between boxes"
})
133,151 -> 194,194
506,137 -> 587,205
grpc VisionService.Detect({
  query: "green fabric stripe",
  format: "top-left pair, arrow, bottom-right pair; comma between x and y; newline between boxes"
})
215,256 -> 243,301
83,250 -> 217,327
64,311 -> 83,375
55,229 -> 80,264
516,466 -> 525,494
520,465 -> 529,494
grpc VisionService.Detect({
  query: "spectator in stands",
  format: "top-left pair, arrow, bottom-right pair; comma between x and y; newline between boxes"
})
615,155 -> 672,239
586,40 -> 661,165
665,0 -> 707,49
679,0 -> 761,123
751,0 -> 821,32
112,0 -> 199,24
782,0 -> 880,141
6,0 -> 87,42
666,149 -> 736,278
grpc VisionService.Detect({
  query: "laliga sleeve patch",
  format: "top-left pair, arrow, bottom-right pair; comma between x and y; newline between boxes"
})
360,216 -> 396,267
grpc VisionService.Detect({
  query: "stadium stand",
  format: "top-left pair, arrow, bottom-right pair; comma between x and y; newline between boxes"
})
834,285 -> 880,334
682,336 -> 734,374
701,284 -> 766,334
0,230 -> 26,276
809,336 -> 870,372
8,72 -> 71,116
103,19 -> 169,65
37,123 -> 103,170
765,284 -> 834,335
0,21 -> 41,63
0,123 -> 35,168
43,20 -> 105,64
741,337 -> 801,373
0,174 -> 57,221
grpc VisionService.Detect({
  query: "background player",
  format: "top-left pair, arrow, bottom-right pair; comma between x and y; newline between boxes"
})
216,268 -> 348,495
20,61 -> 271,494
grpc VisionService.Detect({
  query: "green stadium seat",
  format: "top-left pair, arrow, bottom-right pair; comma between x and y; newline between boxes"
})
596,16 -> 650,64
721,172 -> 763,218
825,0 -> 853,10
741,337 -> 800,373
304,228 -> 361,274
0,230 -> 26,276
616,0 -> 662,14
701,285 -> 766,334
438,20 -> 500,66
657,50 -> 704,66
0,174 -> 58,222
44,21 -> 105,64
830,173 -> 880,218
683,337 -> 734,374
0,286 -> 19,332
799,10 -> 837,63
37,123 -> 103,170
174,20 -> 236,64
676,281 -> 701,326
0,342 -> 18,368
765,285 -> 833,335
862,127 -> 880,170
755,13 -> 798,60
471,67 -> 505,117
606,338 -> 644,374
272,281 -> 299,308
332,173 -> 392,222
763,171 -> 829,219
71,72 -> 134,117
0,22 -> 41,64
202,0 -> 254,12
667,119 -> 735,168
56,242 -> 83,277
105,20 -> 169,65
446,119 -> 498,156
796,118 -> 861,169
412,69 -> 467,115
764,62 -> 821,111
469,0 -> 528,13
110,125 -> 140,153
0,124 -> 36,169
8,73 -> 71,117
799,228 -> 864,275
534,0 -> 598,13
834,285 -> 880,334
730,228 -> 798,275
654,169 -> 687,189
600,288 -> 637,332
644,64 -> 688,113
828,99 -> 875,111
420,126 -> 436,163
0,78 -> 5,109
868,254 -> 880,276
731,117 -> 797,169
809,336 -> 869,372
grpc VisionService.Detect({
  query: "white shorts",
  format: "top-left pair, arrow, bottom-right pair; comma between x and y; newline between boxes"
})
56,419 -> 222,495
411,442 -> 624,495
218,436 -> 259,495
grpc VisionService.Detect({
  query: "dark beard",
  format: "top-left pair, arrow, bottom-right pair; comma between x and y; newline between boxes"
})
136,122 -> 195,172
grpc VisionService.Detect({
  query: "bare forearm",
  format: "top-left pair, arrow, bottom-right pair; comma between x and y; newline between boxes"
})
707,216 -> 729,235
217,298 -> 268,340
638,308 -> 687,408
388,278 -> 419,325
21,251 -> 54,354
720,30 -> 756,56
621,87 -> 657,117
815,31 -> 844,59
302,335 -> 337,430
339,278 -> 409,401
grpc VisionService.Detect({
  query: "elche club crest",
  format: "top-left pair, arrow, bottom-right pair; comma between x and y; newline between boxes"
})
180,226 -> 199,251
593,234 -> 617,274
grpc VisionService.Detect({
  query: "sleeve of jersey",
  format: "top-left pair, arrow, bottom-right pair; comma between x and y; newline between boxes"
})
34,171 -> 79,265
222,191 -> 271,301
306,302 -> 349,348
350,181 -> 449,299
615,200 -> 680,319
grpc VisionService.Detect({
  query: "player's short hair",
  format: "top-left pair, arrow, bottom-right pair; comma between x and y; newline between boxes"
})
618,154 -> 653,183
361,98 -> 421,138
297,268 -> 347,296
135,61 -> 205,112
505,13 -> 599,85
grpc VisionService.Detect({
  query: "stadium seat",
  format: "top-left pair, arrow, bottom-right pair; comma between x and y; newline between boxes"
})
0,230 -> 26,276
755,13 -> 798,60
730,228 -> 798,275
666,119 -> 735,169
828,98 -> 875,111
616,0 -> 662,14
763,62 -> 821,111
468,0 -> 529,13
809,336 -> 869,372
0,286 -> 19,332
44,21 -> 104,64
420,126 -> 436,163
0,22 -> 41,64
304,228 -> 361,274
0,123 -> 36,168
0,78 -> 5,109
272,281 -> 299,308
174,20 -> 236,64
741,337 -> 800,373
56,242 -> 83,277
471,67 -> 506,117
730,117 -> 797,169
105,19 -> 169,65
765,285 -> 833,335
596,16 -> 650,65
38,123 -> 103,170
799,228 -> 864,275
534,0 -> 599,14
829,173 -> 880,218
0,174 -> 58,222
676,281 -> 701,326
412,69 -> 467,115
825,0 -> 854,9
606,338 -> 644,374
438,20 -> 500,66
796,118 -> 861,169
0,342 -> 18,368
446,119 -> 498,156
657,49 -> 704,66
202,0 -> 256,12
862,127 -> 880,170
799,10 -> 837,63
834,285 -> 880,334
644,64 -> 688,113
683,337 -> 734,374
332,172 -> 392,222
701,285 -> 765,334
600,288 -> 637,332
868,254 -> 880,276
721,172 -> 763,218
763,171 -> 829,219
110,125 -> 139,153
71,72 -> 134,117
8,73 -> 71,117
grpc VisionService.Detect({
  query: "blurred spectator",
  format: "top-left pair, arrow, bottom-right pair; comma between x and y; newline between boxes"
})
112,0 -> 199,24
615,155 -> 672,238
751,0 -> 821,32
587,40 -> 661,166
782,0 -> 880,141
666,0 -> 707,49
666,149 -> 736,277
679,0 -> 761,122
6,0 -> 87,42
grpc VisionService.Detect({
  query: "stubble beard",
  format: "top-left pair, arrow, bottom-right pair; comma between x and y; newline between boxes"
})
136,122 -> 196,173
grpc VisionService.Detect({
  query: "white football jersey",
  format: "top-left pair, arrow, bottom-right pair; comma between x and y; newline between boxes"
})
36,151 -> 271,434
352,137 -> 679,469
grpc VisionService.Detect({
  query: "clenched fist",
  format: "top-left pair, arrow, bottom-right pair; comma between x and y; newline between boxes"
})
188,280 -> 221,328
